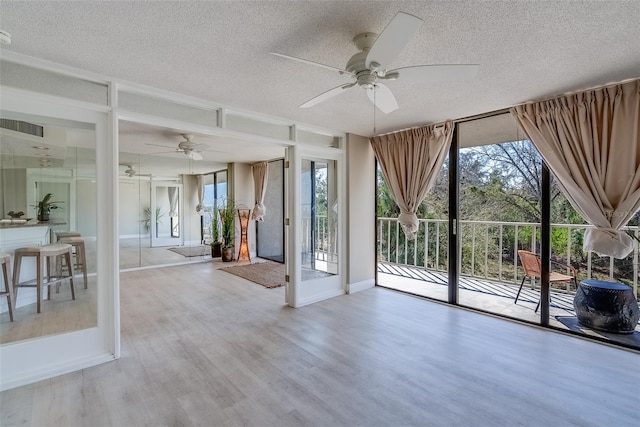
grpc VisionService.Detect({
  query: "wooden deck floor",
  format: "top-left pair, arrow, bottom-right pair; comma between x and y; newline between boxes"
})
378,262 -> 575,313
377,262 -> 640,349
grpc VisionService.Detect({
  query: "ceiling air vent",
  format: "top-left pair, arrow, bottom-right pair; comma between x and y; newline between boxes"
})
0,119 -> 44,137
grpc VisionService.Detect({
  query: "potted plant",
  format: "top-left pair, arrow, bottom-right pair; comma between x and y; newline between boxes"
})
210,208 -> 222,258
141,207 -> 164,236
220,199 -> 236,262
36,193 -> 61,221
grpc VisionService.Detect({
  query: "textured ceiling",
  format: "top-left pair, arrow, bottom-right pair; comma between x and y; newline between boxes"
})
1,1 -> 639,139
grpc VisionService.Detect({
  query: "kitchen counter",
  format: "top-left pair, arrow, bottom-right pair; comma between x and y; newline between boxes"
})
0,219 -> 67,229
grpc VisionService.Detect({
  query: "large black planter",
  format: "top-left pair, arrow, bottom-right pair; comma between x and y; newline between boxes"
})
573,280 -> 640,334
211,242 -> 222,258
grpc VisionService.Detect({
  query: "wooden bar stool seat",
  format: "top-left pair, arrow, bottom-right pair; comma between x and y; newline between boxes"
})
1,253 -> 15,321
13,244 -> 75,313
58,237 -> 88,289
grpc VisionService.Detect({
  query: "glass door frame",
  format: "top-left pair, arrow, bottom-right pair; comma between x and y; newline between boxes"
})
286,145 -> 345,308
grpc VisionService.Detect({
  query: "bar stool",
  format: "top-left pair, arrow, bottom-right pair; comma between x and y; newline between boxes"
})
58,237 -> 88,289
13,244 -> 75,313
1,254 -> 14,321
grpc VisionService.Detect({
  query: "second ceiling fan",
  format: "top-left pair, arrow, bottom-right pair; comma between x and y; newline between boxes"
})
272,11 -> 478,114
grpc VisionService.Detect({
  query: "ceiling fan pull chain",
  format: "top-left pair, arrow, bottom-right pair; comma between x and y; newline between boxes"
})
373,86 -> 377,135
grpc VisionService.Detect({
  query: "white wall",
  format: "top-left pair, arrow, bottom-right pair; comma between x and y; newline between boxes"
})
346,133 -> 376,293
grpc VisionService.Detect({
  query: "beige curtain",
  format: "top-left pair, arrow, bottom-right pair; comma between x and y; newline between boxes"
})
371,121 -> 454,240
196,175 -> 205,215
251,161 -> 268,221
511,79 -> 640,258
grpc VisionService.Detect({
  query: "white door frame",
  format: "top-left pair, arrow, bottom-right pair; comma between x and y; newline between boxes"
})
0,87 -> 118,391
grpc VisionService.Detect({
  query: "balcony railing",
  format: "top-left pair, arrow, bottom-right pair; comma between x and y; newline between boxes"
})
377,217 -> 639,298
302,216 -> 337,262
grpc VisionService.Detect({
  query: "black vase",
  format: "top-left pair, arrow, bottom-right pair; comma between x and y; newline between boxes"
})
37,212 -> 49,221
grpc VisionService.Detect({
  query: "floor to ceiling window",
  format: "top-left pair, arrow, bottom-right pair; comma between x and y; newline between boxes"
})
375,111 -> 639,350
457,113 -> 543,323
202,169 -> 228,244
376,158 -> 450,302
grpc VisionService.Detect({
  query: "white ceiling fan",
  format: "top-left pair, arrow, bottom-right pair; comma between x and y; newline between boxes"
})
146,134 -> 207,161
120,164 -> 137,177
271,11 -> 479,114
119,164 -> 153,178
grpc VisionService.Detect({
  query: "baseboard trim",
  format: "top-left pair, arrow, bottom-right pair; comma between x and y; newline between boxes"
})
0,353 -> 115,392
293,288 -> 345,308
348,279 -> 375,294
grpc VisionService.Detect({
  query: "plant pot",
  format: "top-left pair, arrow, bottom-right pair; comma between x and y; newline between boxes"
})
37,212 -> 49,222
211,242 -> 222,258
221,246 -> 234,262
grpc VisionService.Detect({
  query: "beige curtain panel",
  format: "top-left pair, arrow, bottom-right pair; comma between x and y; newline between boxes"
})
251,161 -> 269,221
511,79 -> 640,258
371,121 -> 454,240
196,174 -> 205,215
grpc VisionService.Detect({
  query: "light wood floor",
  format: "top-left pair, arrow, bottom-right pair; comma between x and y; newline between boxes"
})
1,262 -> 638,426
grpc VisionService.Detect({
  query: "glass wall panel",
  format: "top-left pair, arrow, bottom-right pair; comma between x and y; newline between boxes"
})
257,159 -> 284,262
0,112 -> 98,343
118,121 -> 228,269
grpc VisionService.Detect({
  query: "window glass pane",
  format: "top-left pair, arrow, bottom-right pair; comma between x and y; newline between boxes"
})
301,158 -> 337,280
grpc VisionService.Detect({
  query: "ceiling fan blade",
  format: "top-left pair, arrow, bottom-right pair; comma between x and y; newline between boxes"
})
365,83 -> 399,114
365,12 -> 423,71
188,151 -> 203,161
299,82 -> 356,108
270,52 -> 354,76
145,143 -> 175,149
389,64 -> 479,81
